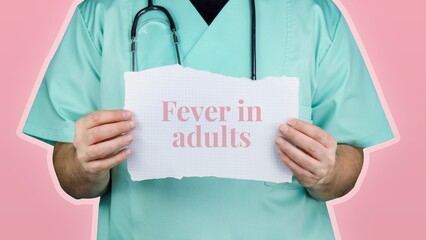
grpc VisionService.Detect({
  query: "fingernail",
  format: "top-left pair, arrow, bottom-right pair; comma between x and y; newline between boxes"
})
123,111 -> 132,119
287,118 -> 296,126
125,134 -> 133,142
128,121 -> 136,129
275,137 -> 284,145
123,148 -> 131,156
279,124 -> 289,133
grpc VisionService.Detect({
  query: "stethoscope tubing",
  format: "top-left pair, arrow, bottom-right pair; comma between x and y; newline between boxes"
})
131,0 -> 257,80
250,0 -> 256,80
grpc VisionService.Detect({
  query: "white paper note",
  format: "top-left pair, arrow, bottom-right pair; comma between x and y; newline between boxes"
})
124,65 -> 299,183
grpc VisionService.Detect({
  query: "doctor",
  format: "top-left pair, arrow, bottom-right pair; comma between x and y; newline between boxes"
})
23,0 -> 394,239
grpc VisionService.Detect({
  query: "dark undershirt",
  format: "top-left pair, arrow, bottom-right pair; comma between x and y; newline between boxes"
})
189,0 -> 229,25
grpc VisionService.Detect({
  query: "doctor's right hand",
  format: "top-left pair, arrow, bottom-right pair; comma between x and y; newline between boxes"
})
73,110 -> 136,175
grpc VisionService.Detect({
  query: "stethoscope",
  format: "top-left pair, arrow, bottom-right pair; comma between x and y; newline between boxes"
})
131,0 -> 258,80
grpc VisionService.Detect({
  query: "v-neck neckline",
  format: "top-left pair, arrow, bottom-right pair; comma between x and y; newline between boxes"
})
182,0 -> 251,78
179,0 -> 236,62
189,0 -> 230,25
185,0 -> 232,28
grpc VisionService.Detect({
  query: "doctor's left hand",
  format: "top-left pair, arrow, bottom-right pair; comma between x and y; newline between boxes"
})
275,118 -> 337,191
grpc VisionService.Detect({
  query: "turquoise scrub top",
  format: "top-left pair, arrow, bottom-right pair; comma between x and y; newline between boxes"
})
23,0 -> 394,239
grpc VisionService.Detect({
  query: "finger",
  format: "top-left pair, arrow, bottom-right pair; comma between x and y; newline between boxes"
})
287,118 -> 335,148
86,120 -> 136,145
275,136 -> 320,175
82,110 -> 133,129
85,148 -> 131,174
278,123 -> 326,160
277,149 -> 316,184
86,134 -> 133,160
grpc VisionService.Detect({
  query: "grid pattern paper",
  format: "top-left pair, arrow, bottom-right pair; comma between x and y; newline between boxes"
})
124,65 -> 299,183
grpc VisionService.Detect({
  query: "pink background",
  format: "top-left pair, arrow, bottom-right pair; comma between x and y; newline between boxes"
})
1,0 -> 424,239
